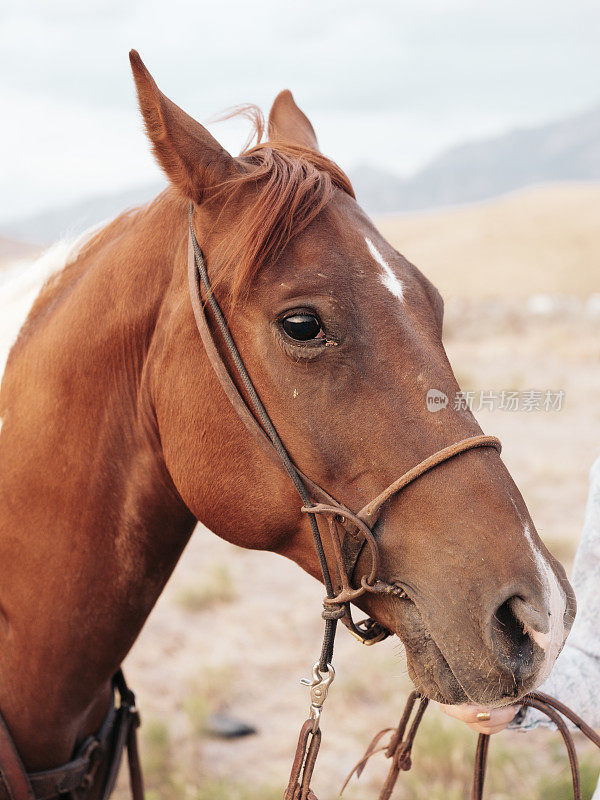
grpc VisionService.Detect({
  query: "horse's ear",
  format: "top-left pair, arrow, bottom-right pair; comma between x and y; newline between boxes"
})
267,90 -> 319,151
129,50 -> 239,201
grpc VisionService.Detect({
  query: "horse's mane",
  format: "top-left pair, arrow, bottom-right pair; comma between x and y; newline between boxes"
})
209,105 -> 355,305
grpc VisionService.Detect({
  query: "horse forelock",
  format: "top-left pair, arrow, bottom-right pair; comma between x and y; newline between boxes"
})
204,108 -> 355,307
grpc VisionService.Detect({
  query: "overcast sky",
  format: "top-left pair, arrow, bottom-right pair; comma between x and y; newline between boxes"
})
2,0 -> 599,221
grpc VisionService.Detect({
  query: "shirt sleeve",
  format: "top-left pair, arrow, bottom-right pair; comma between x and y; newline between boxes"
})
509,454 -> 600,731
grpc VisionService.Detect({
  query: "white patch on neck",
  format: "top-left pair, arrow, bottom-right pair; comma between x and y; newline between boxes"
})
0,223 -> 103,400
523,523 -> 566,682
0,242 -> 70,386
364,237 -> 404,301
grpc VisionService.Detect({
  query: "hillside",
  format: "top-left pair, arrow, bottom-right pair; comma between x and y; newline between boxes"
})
0,236 -> 41,268
1,183 -> 164,246
2,103 -> 599,245
353,104 -> 600,214
2,183 -> 599,302
376,182 -> 600,299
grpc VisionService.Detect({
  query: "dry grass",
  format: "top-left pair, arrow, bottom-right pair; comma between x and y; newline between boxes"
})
184,664 -> 236,736
175,563 -> 237,612
377,182 -> 600,300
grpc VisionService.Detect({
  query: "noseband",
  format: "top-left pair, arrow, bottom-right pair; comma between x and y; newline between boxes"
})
187,203 -> 502,655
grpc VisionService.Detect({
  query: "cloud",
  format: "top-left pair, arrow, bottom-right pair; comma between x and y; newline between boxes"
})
1,0 -> 599,220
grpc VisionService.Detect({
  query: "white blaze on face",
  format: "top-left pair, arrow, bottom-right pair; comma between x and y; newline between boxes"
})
523,524 -> 567,682
364,237 -> 404,301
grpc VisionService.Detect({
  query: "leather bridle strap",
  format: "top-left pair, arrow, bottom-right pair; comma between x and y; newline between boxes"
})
187,203 -> 504,660
188,204 -> 340,670
188,204 -> 501,634
328,433 -> 502,599
186,221 -> 341,512
357,434 -> 502,529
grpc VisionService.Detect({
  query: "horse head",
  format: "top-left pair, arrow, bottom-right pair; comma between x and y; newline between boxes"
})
130,51 -> 575,707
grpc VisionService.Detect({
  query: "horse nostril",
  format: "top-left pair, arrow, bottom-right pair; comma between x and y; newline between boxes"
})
490,595 -> 538,676
508,596 -> 550,648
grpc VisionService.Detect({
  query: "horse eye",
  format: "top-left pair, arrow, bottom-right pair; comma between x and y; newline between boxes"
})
281,312 -> 324,342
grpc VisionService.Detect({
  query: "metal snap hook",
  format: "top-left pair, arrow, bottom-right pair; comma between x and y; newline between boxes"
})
301,662 -> 335,732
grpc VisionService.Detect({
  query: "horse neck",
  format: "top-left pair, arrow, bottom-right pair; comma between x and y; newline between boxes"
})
0,190 -> 196,767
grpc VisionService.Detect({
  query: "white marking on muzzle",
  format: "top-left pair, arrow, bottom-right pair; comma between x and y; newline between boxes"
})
523,524 -> 566,681
364,237 -> 404,301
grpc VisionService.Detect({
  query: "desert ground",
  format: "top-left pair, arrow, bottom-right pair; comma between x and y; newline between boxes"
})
3,183 -> 599,799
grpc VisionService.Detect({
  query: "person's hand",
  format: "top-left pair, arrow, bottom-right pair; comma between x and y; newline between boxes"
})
438,703 -> 520,735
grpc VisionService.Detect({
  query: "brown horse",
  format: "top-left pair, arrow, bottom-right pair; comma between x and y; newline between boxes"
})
0,51 -> 575,784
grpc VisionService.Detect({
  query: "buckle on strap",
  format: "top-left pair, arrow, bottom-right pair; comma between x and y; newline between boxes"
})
345,618 -> 390,647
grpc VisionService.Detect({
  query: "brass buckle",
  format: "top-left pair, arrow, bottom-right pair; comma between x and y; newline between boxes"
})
348,617 -> 391,646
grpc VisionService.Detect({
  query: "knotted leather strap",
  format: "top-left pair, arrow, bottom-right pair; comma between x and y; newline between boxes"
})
341,691 -> 429,800
340,690 -> 600,800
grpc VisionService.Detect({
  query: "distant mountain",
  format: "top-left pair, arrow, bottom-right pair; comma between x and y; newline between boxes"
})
2,183 -> 165,245
2,103 -> 599,244
352,104 -> 600,214
0,236 -> 41,267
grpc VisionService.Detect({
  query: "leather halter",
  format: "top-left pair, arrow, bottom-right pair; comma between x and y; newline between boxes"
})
187,203 -> 502,646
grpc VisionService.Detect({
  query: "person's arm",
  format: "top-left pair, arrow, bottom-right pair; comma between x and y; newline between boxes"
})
440,454 -> 600,734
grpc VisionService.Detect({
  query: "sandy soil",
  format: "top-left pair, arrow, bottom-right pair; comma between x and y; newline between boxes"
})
377,182 -> 600,299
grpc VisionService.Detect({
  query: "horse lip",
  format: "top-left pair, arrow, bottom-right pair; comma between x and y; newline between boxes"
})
391,592 -> 530,706
388,578 -> 419,603
400,627 -> 469,704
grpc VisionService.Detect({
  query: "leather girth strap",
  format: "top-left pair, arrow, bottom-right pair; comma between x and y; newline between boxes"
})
0,671 -> 144,800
